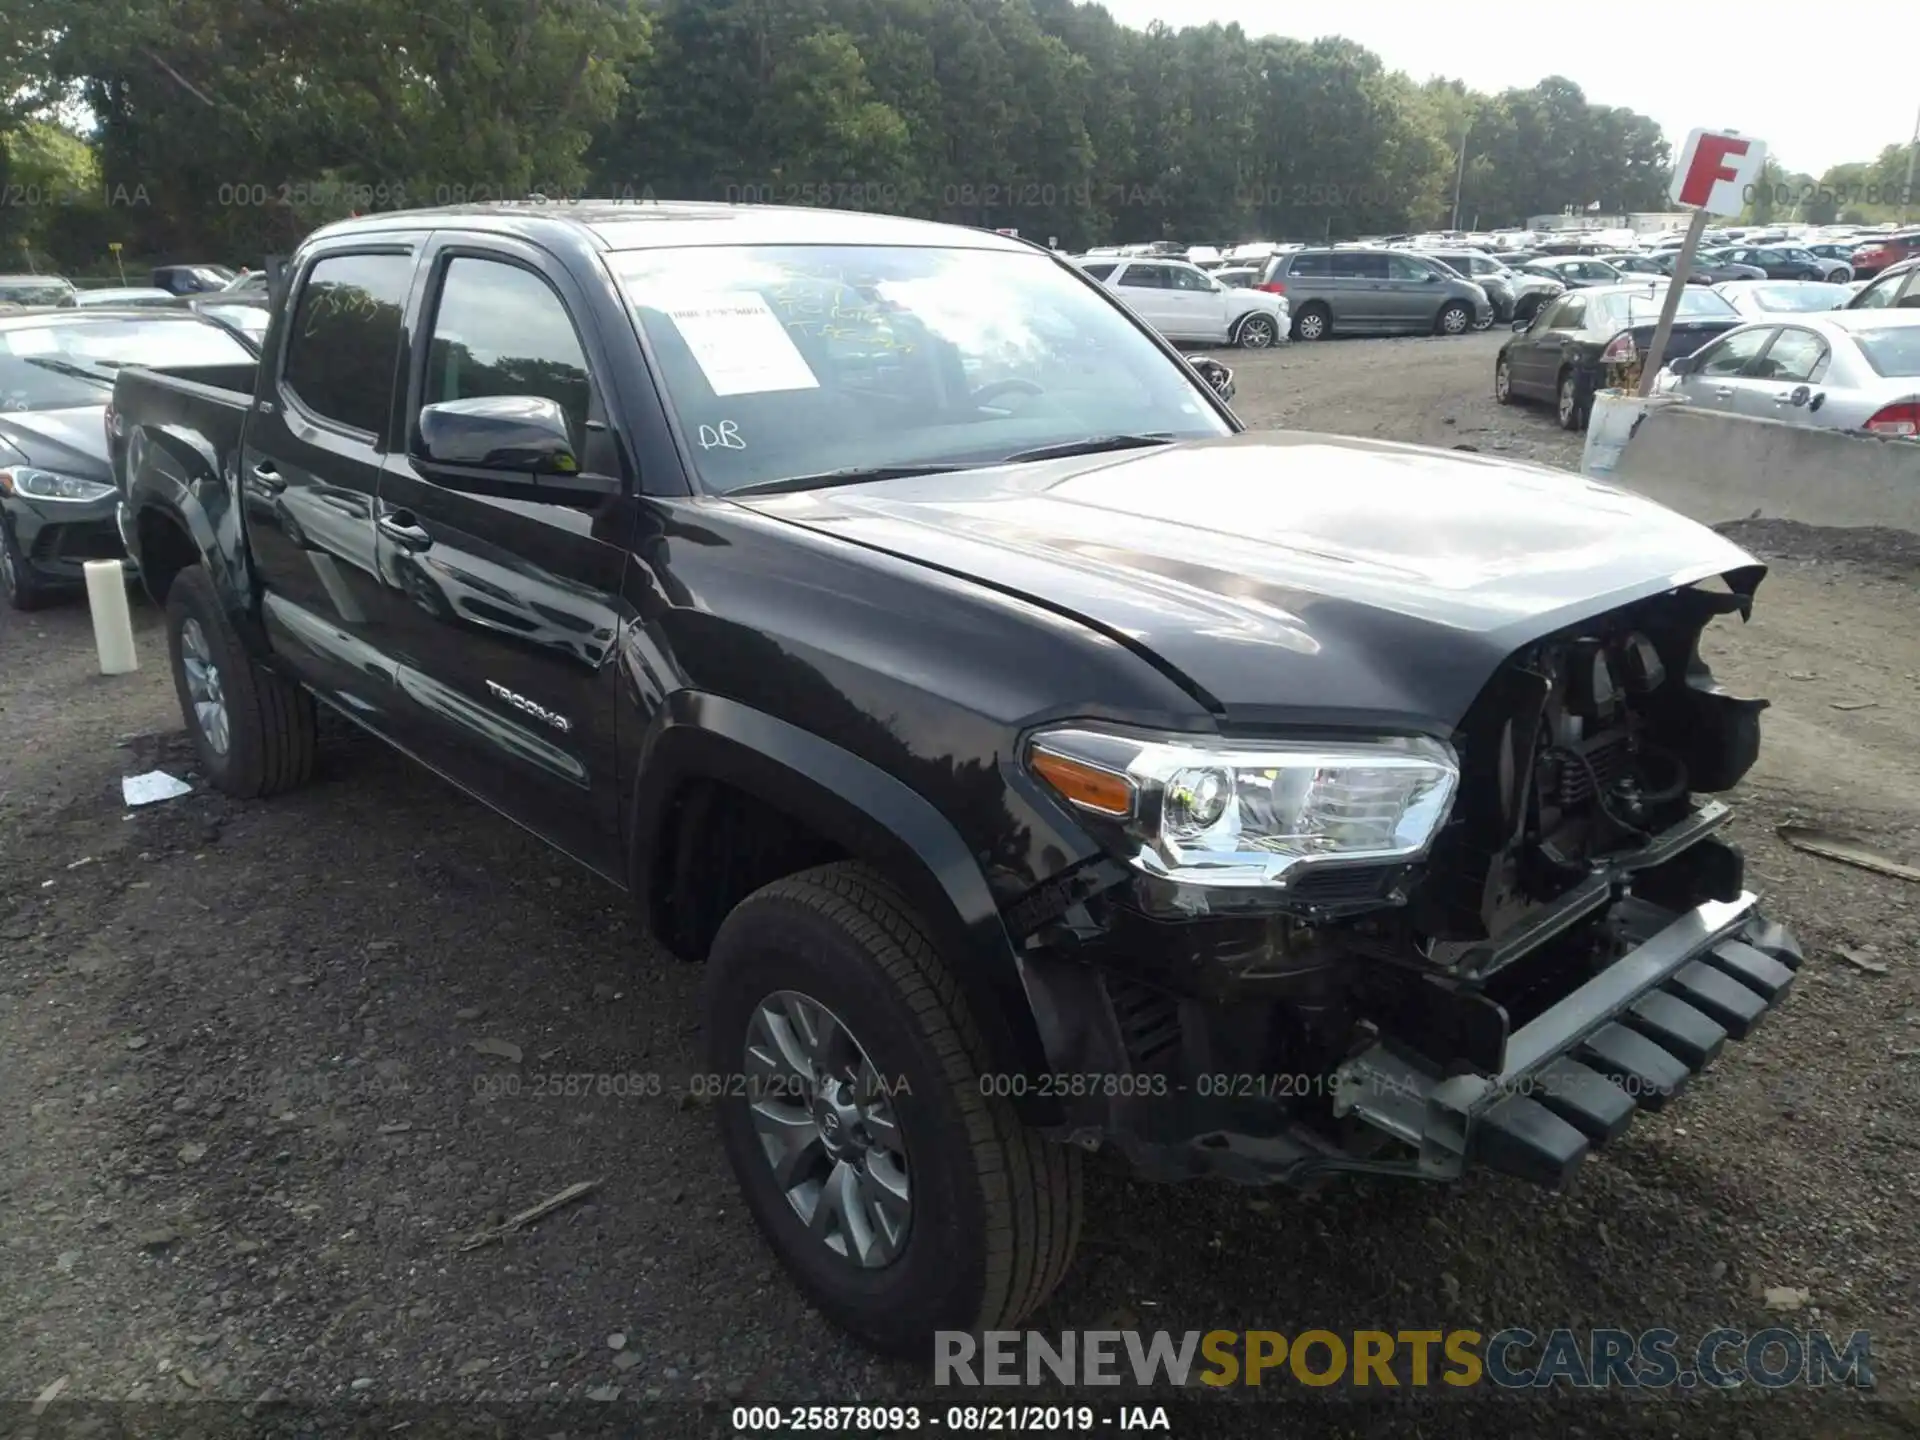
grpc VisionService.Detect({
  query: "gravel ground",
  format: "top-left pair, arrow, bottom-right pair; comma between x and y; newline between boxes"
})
3,332 -> 1918,1438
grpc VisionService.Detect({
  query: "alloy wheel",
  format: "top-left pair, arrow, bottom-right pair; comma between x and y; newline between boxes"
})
1441,304 -> 1470,335
1296,310 -> 1327,341
1495,360 -> 1511,402
179,617 -> 231,755
744,989 -> 911,1269
1558,375 -> 1578,427
0,540 -> 16,600
1238,315 -> 1276,349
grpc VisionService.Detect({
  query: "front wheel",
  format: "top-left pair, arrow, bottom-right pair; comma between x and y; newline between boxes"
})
164,565 -> 317,797
0,524 -> 52,611
1436,301 -> 1472,336
705,862 -> 1082,1356
1291,304 -> 1331,341
1495,357 -> 1516,405
1235,313 -> 1278,349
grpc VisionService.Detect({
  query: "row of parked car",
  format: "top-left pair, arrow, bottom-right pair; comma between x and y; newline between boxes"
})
1494,260 -> 1920,439
0,266 -> 272,345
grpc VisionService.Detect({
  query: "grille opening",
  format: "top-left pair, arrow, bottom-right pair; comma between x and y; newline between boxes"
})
1106,976 -> 1181,1069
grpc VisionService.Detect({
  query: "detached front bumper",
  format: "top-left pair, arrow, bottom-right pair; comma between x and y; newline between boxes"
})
1333,894 -> 1800,1187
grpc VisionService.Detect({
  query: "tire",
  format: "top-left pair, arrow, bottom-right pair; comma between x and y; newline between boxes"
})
0,523 -> 52,611
1557,368 -> 1588,432
1234,312 -> 1278,349
705,862 -> 1083,1357
164,565 -> 317,798
1494,356 -> 1516,405
1291,303 -> 1330,341
1436,301 -> 1472,336
1834,268 -> 1852,285
1796,270 -> 1818,282
1472,303 -> 1495,332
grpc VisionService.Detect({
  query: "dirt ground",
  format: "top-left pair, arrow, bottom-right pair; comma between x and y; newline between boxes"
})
4,332 -> 1919,1439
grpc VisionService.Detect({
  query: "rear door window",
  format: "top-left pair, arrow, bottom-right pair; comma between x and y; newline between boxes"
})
1078,262 -> 1117,282
1757,328 -> 1829,383
1330,252 -> 1389,280
1118,264 -> 1171,289
1698,328 -> 1778,376
1286,252 -> 1333,278
281,252 -> 414,436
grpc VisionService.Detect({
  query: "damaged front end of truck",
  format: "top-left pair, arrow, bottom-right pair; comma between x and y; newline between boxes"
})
1014,566 -> 1802,1191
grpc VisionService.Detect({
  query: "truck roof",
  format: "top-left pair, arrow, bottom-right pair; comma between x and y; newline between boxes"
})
307,201 -> 1038,254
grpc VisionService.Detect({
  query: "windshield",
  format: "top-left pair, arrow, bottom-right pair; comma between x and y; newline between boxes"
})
1854,326 -> 1920,378
608,244 -> 1232,494
1743,283 -> 1851,312
1596,288 -> 1739,324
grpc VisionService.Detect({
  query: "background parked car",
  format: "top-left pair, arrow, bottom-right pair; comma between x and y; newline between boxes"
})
1084,256 -> 1288,348
1600,250 -> 1762,285
1212,265 -> 1261,289
1517,256 -> 1629,289
151,264 -> 239,296
1257,247 -> 1485,340
1652,310 -> 1920,438
0,308 -> 258,608
1713,245 -> 1849,283
58,287 -> 187,310
1420,248 -> 1563,325
1850,230 -> 1920,280
1712,280 -> 1855,317
0,275 -> 77,309
1495,282 -> 1743,431
1848,257 -> 1920,310
186,298 -> 274,343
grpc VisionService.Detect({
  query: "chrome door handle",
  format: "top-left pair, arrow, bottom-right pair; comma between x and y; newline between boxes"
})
376,513 -> 432,551
250,462 -> 286,494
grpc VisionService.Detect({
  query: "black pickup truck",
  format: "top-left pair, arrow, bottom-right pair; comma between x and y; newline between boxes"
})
112,202 -> 1802,1356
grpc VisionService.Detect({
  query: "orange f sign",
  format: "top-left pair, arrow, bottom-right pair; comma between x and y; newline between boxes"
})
1668,128 -> 1768,216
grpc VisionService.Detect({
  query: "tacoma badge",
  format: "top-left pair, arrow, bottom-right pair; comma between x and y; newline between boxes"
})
485,680 -> 572,733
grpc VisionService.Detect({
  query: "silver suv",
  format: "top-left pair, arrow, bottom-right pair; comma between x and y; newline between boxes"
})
1261,247 -> 1486,340
1418,249 -> 1565,327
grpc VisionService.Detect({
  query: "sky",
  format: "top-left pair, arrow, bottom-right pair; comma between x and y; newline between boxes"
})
1098,0 -> 1919,179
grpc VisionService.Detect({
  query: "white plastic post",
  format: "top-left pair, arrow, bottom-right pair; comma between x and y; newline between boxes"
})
84,559 -> 139,674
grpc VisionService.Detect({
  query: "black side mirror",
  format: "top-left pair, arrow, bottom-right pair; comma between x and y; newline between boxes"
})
415,396 -> 617,500
1184,355 -> 1235,402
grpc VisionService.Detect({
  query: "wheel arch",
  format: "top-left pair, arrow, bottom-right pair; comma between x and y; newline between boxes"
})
125,424 -> 254,631
629,692 -> 1060,1122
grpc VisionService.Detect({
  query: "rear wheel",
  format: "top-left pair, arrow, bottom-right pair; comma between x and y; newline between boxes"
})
1436,301 -> 1472,336
1495,356 -> 1516,405
1291,303 -> 1330,341
164,565 -> 316,798
1557,368 -> 1588,431
705,862 -> 1082,1356
1795,269 -> 1819,282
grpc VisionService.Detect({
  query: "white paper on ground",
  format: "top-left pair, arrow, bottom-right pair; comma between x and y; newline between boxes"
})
660,293 -> 820,397
122,771 -> 193,806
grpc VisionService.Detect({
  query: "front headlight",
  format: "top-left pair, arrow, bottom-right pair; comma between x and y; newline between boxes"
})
1026,728 -> 1459,888
0,467 -> 116,504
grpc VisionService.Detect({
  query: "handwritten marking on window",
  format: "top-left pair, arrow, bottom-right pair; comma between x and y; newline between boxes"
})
698,420 -> 746,451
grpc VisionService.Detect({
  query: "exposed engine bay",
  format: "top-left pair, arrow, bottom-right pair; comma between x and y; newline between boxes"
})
1409,576 -> 1766,951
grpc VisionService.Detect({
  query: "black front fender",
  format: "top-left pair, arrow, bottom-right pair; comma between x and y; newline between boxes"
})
124,424 -> 253,630
628,691 -> 1061,1124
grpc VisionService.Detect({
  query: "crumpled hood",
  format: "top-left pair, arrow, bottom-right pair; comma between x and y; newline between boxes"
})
736,431 -> 1762,733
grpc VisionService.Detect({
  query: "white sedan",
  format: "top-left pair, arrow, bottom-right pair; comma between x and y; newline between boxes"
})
1711,280 -> 1853,317
1652,309 -> 1920,437
1073,256 -> 1288,349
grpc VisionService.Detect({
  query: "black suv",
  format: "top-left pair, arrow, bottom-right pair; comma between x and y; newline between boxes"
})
111,203 -> 1802,1356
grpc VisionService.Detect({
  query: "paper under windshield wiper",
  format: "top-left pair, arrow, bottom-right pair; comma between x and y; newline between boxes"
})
999,433 -> 1175,464
724,463 -> 971,498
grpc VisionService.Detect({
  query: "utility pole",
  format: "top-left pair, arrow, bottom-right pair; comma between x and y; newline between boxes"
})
1903,99 -> 1920,224
1450,124 -> 1470,232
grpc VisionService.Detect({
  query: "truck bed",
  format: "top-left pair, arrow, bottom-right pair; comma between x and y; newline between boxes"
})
111,359 -> 259,494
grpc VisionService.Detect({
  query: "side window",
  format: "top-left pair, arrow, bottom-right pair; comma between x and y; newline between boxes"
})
1386,254 -> 1435,281
1760,328 -> 1828,383
1287,252 -> 1333,278
421,256 -> 593,450
1851,275 -> 1897,310
1331,252 -> 1389,280
1119,264 -> 1168,289
282,252 -> 413,435
1699,328 -> 1778,376
1169,265 -> 1215,291
1078,262 -> 1117,282
1544,296 -> 1585,330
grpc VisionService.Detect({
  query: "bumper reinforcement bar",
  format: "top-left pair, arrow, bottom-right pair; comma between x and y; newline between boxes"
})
1332,892 -> 1801,1187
